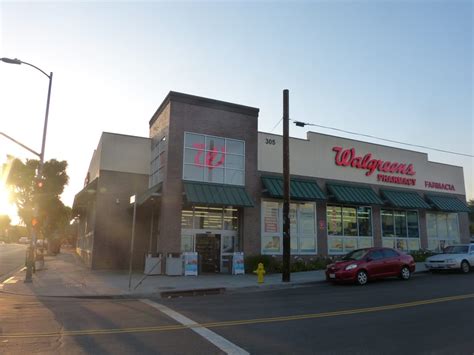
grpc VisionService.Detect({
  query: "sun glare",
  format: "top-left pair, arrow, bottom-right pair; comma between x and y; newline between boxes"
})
0,183 -> 15,217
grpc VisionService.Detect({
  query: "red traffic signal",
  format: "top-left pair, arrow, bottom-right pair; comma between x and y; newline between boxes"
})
31,218 -> 39,227
36,178 -> 45,189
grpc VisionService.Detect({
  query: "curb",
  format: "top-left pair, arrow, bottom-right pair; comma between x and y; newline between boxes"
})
0,268 -> 430,300
160,287 -> 226,298
0,265 -> 25,284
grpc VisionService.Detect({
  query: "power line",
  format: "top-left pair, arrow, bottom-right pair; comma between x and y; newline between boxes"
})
292,120 -> 474,158
270,117 -> 283,133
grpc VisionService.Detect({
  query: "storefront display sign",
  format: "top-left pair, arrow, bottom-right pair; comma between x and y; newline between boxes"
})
232,252 -> 245,275
183,252 -> 198,276
424,180 -> 455,191
192,143 -> 226,169
332,146 -> 416,177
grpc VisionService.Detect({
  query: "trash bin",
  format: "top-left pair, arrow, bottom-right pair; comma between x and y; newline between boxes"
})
165,253 -> 183,276
144,253 -> 162,275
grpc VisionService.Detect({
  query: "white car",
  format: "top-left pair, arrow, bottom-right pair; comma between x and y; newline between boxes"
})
425,243 -> 474,273
18,237 -> 30,244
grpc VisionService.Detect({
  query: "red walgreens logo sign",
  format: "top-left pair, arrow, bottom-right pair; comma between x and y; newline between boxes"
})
332,147 -> 417,186
192,143 -> 225,169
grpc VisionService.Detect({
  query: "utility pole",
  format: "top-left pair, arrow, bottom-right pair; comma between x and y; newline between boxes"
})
282,89 -> 290,282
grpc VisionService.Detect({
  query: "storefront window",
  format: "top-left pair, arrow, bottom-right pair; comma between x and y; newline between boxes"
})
381,210 -> 420,252
149,134 -> 167,187
183,164 -> 204,181
300,204 -> 316,236
226,139 -> 245,155
181,209 -> 193,229
222,235 -> 235,253
204,167 -> 224,184
290,204 -> 298,237
193,207 -> 223,230
183,132 -> 245,186
261,201 -> 316,254
263,236 -> 281,253
180,206 -> 240,253
342,207 -> 357,236
181,234 -> 194,252
436,214 -> 448,239
381,210 -> 395,237
394,211 -> 407,238
329,237 -> 343,254
327,206 -> 342,236
327,205 -> 373,254
407,211 -> 419,238
300,237 -> 316,252
223,208 -> 238,231
427,212 -> 460,252
263,201 -> 280,233
357,207 -> 372,237
225,169 -> 244,185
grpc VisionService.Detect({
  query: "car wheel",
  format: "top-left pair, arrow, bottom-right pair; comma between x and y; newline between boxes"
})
356,270 -> 368,285
460,260 -> 470,274
400,266 -> 411,280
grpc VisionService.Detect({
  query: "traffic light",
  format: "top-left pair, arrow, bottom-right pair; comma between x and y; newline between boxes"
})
31,217 -> 39,227
36,177 -> 45,189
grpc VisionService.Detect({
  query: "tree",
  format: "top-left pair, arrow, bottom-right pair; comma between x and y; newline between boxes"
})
0,214 -> 11,240
3,156 -> 70,252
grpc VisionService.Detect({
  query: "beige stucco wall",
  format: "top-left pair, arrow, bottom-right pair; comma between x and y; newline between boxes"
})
97,132 -> 150,175
258,131 -> 466,196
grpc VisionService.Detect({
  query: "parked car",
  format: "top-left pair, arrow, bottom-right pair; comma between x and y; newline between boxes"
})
325,247 -> 416,285
425,243 -> 474,273
18,237 -> 30,244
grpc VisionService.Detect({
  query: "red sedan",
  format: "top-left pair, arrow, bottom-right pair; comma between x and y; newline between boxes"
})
325,247 -> 416,285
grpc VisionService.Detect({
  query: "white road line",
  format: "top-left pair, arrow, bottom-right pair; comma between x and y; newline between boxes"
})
3,276 -> 16,284
140,299 -> 249,355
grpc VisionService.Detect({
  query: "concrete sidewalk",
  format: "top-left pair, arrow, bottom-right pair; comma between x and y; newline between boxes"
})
0,249 -> 428,298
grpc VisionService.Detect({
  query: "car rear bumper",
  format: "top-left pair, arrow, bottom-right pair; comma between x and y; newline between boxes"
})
425,262 -> 460,270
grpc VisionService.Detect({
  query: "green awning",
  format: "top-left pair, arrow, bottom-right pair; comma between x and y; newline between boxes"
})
425,194 -> 471,213
137,183 -> 162,206
261,176 -> 326,200
381,189 -> 431,209
184,181 -> 254,207
327,183 -> 383,205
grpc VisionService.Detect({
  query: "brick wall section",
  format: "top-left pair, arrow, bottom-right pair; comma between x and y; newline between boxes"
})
149,92 -> 260,257
372,206 -> 382,247
316,202 -> 328,254
459,212 -> 470,243
418,210 -> 428,249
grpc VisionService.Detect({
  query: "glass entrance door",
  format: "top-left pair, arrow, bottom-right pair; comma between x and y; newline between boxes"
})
195,234 -> 221,273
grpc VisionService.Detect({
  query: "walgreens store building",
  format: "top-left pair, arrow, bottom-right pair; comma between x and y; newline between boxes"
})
259,130 -> 470,256
74,92 -> 470,271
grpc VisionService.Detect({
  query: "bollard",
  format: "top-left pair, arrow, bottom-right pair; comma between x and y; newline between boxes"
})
253,262 -> 266,284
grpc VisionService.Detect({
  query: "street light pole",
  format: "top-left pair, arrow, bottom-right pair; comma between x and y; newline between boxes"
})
1,57 -> 53,283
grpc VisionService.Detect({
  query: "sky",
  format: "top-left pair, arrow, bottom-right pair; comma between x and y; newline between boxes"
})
0,0 -> 472,224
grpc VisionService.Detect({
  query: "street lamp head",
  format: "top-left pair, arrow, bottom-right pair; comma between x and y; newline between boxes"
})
0,57 -> 22,65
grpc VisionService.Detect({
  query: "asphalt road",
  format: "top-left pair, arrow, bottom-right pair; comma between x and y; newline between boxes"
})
0,243 -> 26,281
1,272 -> 474,354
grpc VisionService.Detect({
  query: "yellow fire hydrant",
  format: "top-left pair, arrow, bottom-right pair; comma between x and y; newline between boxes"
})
253,262 -> 266,284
